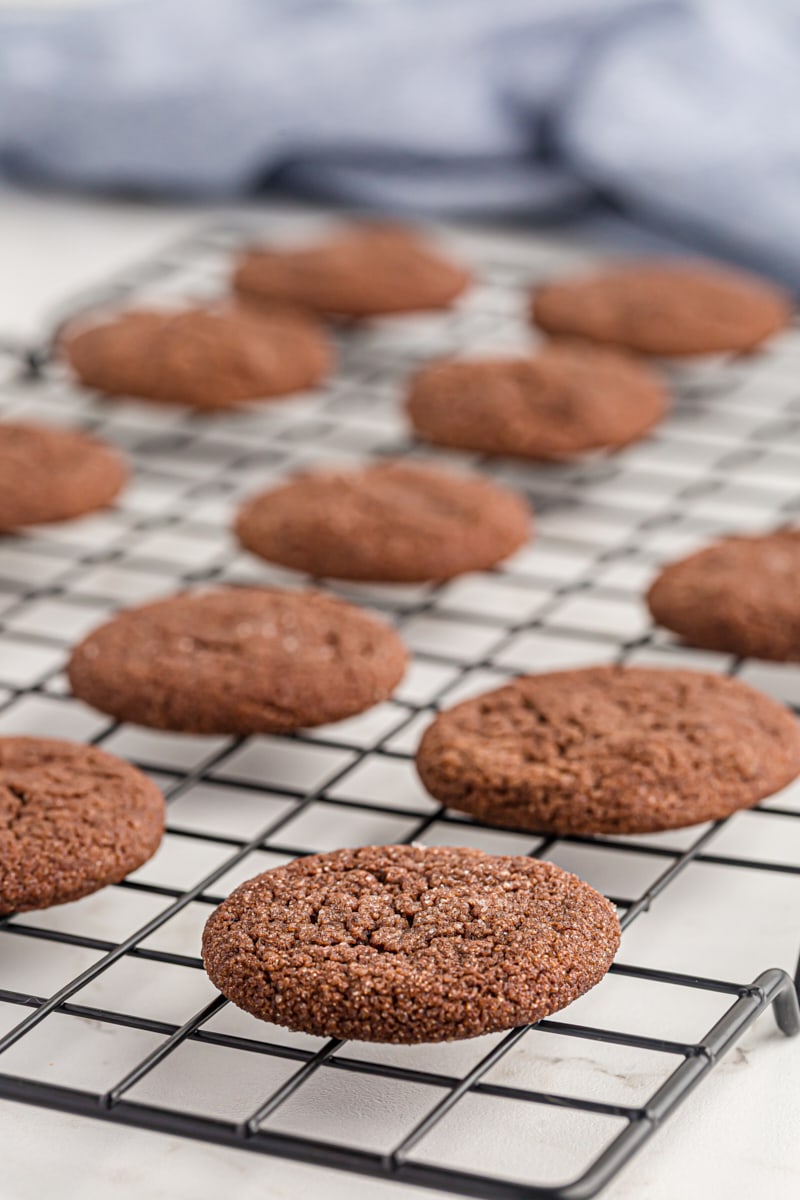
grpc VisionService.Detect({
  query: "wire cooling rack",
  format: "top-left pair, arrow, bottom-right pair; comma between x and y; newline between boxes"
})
0,216 -> 799,1200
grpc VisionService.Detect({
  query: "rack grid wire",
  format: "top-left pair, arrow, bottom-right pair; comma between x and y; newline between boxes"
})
0,216 -> 799,1200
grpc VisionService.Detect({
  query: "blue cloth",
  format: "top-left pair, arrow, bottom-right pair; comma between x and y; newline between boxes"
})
1,0 -> 799,285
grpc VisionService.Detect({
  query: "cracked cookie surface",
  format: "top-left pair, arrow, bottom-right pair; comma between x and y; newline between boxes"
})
63,304 -> 333,410
68,586 -> 408,734
235,460 -> 532,582
0,422 -> 127,530
647,529 -> 800,661
415,666 -> 800,834
0,737 -> 165,914
233,224 -> 471,317
406,345 -> 667,460
201,844 -> 620,1043
530,261 -> 791,356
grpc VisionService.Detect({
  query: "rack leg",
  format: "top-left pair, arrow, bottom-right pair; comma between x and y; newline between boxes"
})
761,969 -> 800,1037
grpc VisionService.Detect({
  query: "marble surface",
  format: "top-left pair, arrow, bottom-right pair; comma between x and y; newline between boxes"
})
0,186 -> 799,1200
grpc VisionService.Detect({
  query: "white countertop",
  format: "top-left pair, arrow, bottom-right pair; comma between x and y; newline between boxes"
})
0,186 -> 799,1200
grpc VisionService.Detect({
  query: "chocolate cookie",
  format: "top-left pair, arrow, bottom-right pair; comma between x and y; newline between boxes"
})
63,303 -> 333,410
202,844 -> 620,1044
0,737 -> 165,914
415,666 -> 800,835
68,586 -> 407,734
233,224 -> 471,318
531,261 -> 791,357
647,529 -> 800,661
406,345 -> 667,460
234,460 -> 532,583
0,422 -> 127,531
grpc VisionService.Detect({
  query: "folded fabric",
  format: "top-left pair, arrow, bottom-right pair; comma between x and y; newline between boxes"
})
0,0 -> 798,286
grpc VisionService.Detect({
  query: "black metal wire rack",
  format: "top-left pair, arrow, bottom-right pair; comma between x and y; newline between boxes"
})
0,217 -> 799,1200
